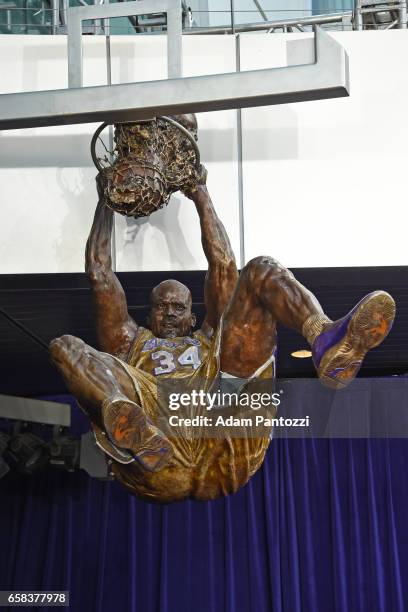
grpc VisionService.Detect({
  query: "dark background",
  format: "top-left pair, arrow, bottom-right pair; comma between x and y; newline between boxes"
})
0,266 -> 407,397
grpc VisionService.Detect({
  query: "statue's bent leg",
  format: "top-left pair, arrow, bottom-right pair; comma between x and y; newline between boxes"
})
220,256 -> 321,377
220,256 -> 395,388
50,335 -> 134,412
49,335 -> 173,471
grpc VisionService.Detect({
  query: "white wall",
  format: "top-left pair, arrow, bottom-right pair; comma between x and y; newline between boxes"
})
240,30 -> 408,267
0,30 -> 407,273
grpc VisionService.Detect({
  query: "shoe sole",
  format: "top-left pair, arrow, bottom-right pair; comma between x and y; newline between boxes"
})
318,291 -> 396,390
102,396 -> 173,472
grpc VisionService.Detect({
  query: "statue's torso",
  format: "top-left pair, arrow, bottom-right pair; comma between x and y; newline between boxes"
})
110,327 -> 274,503
128,327 -> 212,380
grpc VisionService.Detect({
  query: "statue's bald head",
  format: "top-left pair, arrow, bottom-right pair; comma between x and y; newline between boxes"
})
150,280 -> 192,308
148,279 -> 195,338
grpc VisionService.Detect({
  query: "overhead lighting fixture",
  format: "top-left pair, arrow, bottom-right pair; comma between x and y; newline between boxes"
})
291,349 -> 312,359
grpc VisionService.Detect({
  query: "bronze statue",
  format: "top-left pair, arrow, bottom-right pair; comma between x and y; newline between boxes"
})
50,115 -> 396,503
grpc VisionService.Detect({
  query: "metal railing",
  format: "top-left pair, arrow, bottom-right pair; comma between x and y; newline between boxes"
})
0,1 -> 407,35
184,12 -> 352,35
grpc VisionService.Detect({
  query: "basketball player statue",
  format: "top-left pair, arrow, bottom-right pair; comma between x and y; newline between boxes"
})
50,116 -> 395,503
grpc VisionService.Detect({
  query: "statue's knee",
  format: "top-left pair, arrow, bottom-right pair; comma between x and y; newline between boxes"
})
50,334 -> 76,350
243,256 -> 282,281
49,334 -> 85,364
242,257 -> 294,296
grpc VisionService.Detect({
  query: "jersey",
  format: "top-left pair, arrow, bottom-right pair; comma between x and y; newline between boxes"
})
93,324 -> 277,503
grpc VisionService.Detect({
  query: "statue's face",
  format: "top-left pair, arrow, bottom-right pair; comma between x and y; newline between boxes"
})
149,281 -> 195,339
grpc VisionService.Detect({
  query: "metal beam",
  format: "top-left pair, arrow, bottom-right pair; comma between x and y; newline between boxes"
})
67,0 -> 182,87
354,0 -> 364,30
252,0 -> 268,21
399,0 -> 407,27
0,29 -> 349,131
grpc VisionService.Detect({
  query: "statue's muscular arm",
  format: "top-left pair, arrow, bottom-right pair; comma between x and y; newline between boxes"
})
187,182 -> 238,335
85,177 -> 138,359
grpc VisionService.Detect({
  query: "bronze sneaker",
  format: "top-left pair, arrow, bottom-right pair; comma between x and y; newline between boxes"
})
102,395 -> 173,472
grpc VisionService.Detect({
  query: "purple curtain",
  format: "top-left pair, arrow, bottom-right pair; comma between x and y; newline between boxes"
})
1,395 -> 407,612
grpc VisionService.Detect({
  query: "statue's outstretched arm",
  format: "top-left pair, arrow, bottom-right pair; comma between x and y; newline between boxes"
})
85,175 -> 138,359
185,176 -> 238,335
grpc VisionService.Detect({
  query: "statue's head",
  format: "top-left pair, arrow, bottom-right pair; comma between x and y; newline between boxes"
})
148,280 -> 196,339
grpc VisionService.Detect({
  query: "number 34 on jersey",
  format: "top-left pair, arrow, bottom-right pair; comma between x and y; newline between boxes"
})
151,345 -> 202,375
